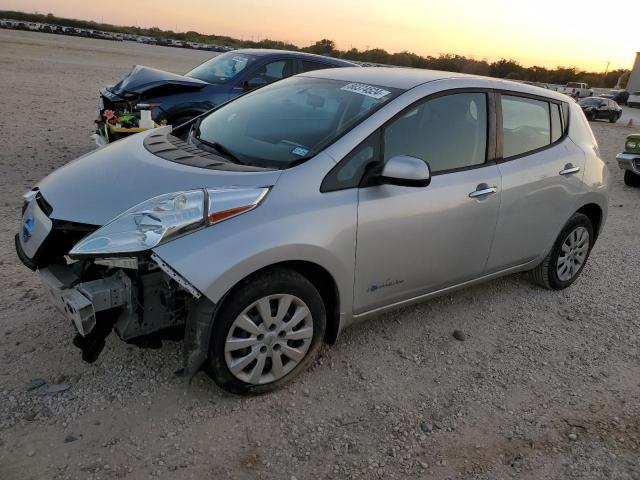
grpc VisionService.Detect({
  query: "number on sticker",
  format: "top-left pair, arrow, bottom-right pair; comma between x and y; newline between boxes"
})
340,83 -> 390,99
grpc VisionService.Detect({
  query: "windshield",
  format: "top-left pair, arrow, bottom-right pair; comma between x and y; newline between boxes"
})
579,98 -> 603,107
195,76 -> 402,169
185,52 -> 256,84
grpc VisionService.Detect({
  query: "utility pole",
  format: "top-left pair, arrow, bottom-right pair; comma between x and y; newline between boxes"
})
604,61 -> 610,75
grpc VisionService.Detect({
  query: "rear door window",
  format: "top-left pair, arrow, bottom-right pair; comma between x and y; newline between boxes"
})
501,95 -> 550,158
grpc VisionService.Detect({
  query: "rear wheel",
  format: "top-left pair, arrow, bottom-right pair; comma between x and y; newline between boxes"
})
609,111 -> 618,123
624,170 -> 640,187
205,268 -> 326,395
529,213 -> 593,290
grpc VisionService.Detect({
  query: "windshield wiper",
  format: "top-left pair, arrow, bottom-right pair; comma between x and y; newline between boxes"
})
194,127 -> 245,165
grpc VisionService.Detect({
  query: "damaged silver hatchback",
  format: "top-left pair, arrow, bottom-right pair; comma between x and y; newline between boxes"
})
16,68 -> 609,394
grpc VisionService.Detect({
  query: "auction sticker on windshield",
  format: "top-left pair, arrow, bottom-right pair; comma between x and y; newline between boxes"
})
340,83 -> 390,99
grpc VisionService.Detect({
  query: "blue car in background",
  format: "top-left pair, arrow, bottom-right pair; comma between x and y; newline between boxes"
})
97,49 -> 355,141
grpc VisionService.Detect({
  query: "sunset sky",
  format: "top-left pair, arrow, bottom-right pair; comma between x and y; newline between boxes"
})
2,0 -> 638,71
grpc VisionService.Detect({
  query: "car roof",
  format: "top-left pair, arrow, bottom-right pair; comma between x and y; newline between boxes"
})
298,66 -> 572,101
298,66 -> 473,89
232,49 -> 354,66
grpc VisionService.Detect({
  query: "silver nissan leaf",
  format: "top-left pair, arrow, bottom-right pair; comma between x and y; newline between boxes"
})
15,68 -> 610,394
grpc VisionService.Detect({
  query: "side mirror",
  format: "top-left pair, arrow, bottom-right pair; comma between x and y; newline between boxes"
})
245,77 -> 267,91
378,156 -> 431,187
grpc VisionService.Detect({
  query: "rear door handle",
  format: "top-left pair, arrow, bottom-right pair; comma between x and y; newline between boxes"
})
559,164 -> 580,175
468,184 -> 498,198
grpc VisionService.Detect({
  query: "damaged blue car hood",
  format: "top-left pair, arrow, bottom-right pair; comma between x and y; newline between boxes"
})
109,65 -> 208,97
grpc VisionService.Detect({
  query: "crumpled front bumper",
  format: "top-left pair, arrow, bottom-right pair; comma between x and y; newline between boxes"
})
616,152 -> 640,174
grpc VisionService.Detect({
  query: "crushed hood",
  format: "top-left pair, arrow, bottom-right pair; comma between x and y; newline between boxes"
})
109,65 -> 208,97
38,128 -> 282,225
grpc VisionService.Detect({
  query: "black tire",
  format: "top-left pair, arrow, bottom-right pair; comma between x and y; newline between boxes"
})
624,170 -> 640,187
609,112 -> 618,123
204,268 -> 326,395
588,111 -> 597,121
529,213 -> 594,290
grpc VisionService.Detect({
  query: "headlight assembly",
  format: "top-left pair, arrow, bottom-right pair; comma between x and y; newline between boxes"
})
70,187 -> 269,256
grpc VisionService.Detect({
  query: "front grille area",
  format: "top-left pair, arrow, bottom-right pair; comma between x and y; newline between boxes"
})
634,158 -> 640,170
29,193 -> 99,268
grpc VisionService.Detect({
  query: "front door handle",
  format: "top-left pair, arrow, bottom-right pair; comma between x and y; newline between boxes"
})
559,164 -> 581,175
468,184 -> 498,198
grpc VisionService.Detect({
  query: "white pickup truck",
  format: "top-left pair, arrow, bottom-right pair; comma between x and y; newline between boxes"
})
558,82 -> 594,99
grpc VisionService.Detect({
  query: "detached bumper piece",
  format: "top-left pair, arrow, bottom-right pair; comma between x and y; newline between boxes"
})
616,153 -> 640,175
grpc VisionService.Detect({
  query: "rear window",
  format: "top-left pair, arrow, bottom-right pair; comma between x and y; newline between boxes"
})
566,82 -> 582,88
501,95 -> 550,158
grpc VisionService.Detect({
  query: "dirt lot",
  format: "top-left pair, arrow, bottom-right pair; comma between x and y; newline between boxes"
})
0,29 -> 639,480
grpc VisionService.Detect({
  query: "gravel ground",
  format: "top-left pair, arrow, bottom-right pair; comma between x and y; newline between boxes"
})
0,29 -> 639,480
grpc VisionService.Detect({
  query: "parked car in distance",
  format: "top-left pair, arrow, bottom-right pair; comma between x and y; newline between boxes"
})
600,89 -> 629,105
628,91 -> 640,107
559,82 -> 593,99
616,134 -> 640,186
97,49 -> 355,136
578,97 -> 622,122
16,69 -> 610,394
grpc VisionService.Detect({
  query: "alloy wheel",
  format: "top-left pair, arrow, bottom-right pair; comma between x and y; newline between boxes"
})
224,294 -> 314,385
556,226 -> 590,282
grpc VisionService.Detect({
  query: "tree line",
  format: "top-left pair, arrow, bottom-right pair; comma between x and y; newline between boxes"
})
2,10 -> 630,88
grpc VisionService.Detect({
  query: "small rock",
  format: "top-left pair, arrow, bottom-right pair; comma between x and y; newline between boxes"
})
54,374 -> 68,384
64,435 -> 78,443
174,368 -> 185,378
453,330 -> 466,341
419,421 -> 433,433
565,418 -> 590,430
37,383 -> 70,396
24,411 -> 36,422
567,433 -> 578,441
26,378 -> 46,391
27,450 -> 35,457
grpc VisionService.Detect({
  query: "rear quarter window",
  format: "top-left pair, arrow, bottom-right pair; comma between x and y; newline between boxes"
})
550,103 -> 562,143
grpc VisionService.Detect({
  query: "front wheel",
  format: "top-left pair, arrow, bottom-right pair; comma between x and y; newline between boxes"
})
624,170 -> 640,187
588,111 -> 597,121
529,213 -> 594,290
205,268 -> 326,395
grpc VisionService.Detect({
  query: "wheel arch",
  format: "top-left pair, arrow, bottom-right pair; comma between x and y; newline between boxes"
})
216,260 -> 342,345
575,202 -> 603,242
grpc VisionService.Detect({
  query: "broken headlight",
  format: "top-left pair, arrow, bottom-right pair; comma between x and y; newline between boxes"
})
69,188 -> 268,256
